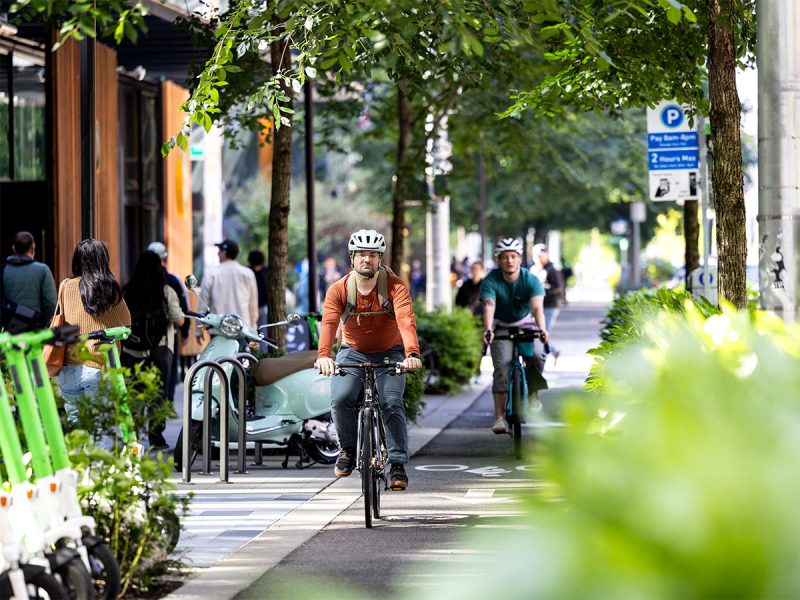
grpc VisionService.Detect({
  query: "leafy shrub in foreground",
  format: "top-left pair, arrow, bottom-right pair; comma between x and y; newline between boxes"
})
416,308 -> 800,599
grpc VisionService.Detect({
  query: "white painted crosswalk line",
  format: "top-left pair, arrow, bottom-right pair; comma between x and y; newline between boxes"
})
464,488 -> 495,499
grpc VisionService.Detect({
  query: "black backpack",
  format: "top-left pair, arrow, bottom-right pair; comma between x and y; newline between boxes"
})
124,299 -> 169,352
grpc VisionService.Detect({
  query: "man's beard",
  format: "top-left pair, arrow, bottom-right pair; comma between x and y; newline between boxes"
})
356,264 -> 377,278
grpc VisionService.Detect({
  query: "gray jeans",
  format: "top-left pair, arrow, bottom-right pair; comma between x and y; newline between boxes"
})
331,345 -> 408,464
490,331 -> 547,394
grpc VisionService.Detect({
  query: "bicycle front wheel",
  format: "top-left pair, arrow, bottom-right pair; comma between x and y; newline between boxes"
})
371,417 -> 382,520
361,408 -> 374,529
511,368 -> 524,459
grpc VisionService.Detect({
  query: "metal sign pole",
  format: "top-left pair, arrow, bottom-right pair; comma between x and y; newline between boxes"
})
698,115 -> 711,300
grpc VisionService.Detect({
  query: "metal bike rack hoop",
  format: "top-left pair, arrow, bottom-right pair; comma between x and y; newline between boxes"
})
216,357 -> 250,475
181,360 -> 230,484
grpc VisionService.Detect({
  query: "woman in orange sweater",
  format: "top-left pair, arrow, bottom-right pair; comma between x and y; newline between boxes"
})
56,239 -> 131,423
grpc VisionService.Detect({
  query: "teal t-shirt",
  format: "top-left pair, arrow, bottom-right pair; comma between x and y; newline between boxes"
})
479,268 -> 544,323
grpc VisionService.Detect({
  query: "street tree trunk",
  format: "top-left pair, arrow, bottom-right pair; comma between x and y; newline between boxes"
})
684,200 -> 699,289
390,83 -> 412,274
268,36 -> 293,350
707,0 -> 747,308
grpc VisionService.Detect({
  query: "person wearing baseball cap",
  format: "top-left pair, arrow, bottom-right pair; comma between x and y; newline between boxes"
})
201,238 -> 258,328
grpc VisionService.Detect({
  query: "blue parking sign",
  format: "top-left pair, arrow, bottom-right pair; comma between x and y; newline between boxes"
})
660,104 -> 685,128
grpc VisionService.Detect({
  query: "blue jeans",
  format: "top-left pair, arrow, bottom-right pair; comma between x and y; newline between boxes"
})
544,307 -> 560,354
57,364 -> 102,424
331,346 -> 408,464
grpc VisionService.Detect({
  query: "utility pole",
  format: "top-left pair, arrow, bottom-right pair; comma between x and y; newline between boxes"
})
425,112 -> 453,311
698,115 -> 711,300
630,201 -> 645,287
758,0 -> 799,321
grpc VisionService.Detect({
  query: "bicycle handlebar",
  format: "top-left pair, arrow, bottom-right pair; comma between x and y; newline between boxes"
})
334,360 -> 407,376
490,328 -> 551,354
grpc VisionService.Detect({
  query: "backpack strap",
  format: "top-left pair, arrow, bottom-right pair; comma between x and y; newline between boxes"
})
340,267 -> 395,327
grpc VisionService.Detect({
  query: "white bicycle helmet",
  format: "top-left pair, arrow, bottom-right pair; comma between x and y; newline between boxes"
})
494,237 -> 523,257
348,229 -> 386,254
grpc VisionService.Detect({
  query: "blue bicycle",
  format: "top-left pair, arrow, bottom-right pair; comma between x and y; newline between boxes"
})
492,328 -> 549,459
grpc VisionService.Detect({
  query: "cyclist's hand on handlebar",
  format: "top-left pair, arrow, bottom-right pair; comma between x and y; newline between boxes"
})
483,329 -> 494,345
539,329 -> 550,344
401,356 -> 422,371
315,357 -> 336,377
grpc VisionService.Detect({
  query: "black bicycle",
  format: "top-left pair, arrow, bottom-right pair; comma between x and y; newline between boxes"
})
335,359 -> 404,529
491,328 -> 549,459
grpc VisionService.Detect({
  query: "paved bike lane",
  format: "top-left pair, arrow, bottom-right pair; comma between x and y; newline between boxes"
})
166,302 -> 605,599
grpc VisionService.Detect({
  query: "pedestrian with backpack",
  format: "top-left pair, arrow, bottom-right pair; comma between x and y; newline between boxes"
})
315,229 -> 422,491
1,231 -> 57,333
121,250 -> 185,452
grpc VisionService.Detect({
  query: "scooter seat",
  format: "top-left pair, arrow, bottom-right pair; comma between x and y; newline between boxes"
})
252,350 -> 317,386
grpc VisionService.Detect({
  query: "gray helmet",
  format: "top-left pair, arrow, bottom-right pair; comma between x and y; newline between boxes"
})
348,229 -> 386,254
494,237 -> 523,257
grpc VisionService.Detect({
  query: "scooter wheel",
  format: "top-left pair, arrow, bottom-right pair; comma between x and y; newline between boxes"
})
307,440 -> 341,465
88,542 -> 121,600
155,509 -> 181,554
58,559 -> 96,600
24,570 -> 67,599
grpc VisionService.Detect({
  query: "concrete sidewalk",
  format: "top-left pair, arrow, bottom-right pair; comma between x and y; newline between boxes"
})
164,377 -> 489,599
164,300 -> 607,599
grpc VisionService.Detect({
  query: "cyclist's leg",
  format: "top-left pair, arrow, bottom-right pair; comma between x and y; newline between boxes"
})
524,339 -> 548,393
330,346 -> 364,450
490,336 -> 513,417
374,347 -> 407,465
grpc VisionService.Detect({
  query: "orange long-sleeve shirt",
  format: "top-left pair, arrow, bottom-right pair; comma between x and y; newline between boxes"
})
317,270 -> 420,359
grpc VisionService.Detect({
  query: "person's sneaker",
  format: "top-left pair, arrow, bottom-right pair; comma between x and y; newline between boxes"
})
334,447 -> 356,477
389,463 -> 408,491
491,416 -> 509,435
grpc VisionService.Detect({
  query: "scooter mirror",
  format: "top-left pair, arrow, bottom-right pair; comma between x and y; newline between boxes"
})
286,313 -> 301,325
185,274 -> 200,293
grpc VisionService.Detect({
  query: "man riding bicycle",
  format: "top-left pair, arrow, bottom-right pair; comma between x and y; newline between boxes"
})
316,229 -> 422,490
481,237 -> 550,434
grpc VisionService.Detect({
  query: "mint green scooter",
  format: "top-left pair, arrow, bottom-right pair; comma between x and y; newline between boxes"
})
0,329 -> 97,598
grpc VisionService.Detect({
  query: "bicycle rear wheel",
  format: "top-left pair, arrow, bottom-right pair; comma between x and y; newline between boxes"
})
361,408 -> 374,529
511,368 -> 524,459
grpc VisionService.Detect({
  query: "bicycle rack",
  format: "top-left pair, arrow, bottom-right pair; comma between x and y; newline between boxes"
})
181,360 -> 230,484
216,356 -> 250,475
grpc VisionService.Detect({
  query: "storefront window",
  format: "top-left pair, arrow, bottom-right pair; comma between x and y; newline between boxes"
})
0,54 -> 9,179
12,53 -> 45,180
0,50 -> 45,181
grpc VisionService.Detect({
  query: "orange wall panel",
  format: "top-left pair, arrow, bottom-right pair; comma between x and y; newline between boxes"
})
94,42 -> 121,278
161,81 -> 192,280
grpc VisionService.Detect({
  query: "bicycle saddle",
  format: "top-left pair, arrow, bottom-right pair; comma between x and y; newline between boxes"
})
252,350 -> 317,386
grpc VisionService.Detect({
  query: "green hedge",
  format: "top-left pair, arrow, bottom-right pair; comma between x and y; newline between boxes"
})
586,288 -> 723,392
415,303 -> 483,394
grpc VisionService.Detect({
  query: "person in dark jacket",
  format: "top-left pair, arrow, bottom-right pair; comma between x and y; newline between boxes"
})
534,244 -> 564,358
1,231 -> 57,332
455,260 -> 486,316
455,260 -> 487,380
